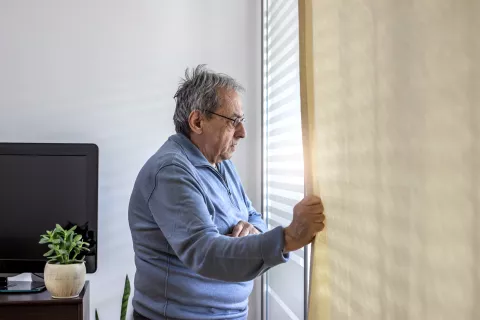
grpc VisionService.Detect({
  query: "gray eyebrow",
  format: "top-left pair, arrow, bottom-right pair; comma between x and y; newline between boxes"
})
232,113 -> 244,118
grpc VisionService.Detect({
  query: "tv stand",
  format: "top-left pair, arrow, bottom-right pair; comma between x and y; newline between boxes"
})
0,280 -> 89,320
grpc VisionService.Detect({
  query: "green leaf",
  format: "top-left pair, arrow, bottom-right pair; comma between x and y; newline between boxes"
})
120,275 -> 131,320
39,238 -> 49,244
68,225 -> 77,233
95,309 -> 99,320
53,239 -> 61,244
74,234 -> 82,242
47,257 -> 58,263
43,249 -> 55,257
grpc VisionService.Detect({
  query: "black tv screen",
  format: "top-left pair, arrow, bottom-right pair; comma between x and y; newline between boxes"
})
0,143 -> 98,274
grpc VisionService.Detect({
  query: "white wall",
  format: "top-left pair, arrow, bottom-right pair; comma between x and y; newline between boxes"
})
0,1 -> 261,319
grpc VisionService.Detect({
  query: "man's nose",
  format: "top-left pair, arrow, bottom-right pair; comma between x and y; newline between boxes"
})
235,122 -> 246,139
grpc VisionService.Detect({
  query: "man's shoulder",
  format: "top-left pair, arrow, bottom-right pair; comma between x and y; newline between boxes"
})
130,136 -> 200,203
146,136 -> 194,173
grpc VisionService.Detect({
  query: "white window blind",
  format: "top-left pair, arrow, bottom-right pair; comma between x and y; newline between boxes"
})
263,0 -> 306,319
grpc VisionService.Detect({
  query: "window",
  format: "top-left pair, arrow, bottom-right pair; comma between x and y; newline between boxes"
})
262,0 -> 307,319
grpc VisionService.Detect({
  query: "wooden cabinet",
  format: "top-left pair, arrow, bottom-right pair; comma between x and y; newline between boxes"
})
0,281 -> 89,320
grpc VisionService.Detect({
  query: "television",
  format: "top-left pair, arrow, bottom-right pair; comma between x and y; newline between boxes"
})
0,143 -> 98,279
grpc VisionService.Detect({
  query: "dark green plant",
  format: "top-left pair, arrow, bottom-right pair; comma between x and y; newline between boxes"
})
96,274 -> 131,320
120,274 -> 131,320
64,221 -> 97,260
39,224 -> 90,264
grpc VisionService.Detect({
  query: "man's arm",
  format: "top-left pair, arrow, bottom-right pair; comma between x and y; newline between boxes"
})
245,196 -> 267,233
148,163 -> 288,282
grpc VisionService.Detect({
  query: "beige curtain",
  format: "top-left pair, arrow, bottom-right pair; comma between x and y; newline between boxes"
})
299,1 -> 480,319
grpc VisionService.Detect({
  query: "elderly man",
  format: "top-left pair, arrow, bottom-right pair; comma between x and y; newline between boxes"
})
128,65 -> 325,320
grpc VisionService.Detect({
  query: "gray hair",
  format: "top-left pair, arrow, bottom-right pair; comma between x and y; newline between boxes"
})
173,65 -> 244,136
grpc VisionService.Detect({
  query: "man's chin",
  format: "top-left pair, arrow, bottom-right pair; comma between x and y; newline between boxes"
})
220,145 -> 238,161
221,152 -> 234,161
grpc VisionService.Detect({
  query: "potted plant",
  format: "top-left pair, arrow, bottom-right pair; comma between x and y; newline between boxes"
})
39,224 -> 90,298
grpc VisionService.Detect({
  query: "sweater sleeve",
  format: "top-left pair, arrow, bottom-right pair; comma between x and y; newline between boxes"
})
147,164 -> 289,282
244,194 -> 268,233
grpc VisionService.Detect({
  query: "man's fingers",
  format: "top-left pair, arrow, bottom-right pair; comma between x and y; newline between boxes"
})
232,221 -> 261,237
251,227 -> 260,235
316,222 -> 325,232
313,213 -> 326,223
306,203 -> 324,214
239,227 -> 250,237
302,195 -> 323,206
232,223 -> 243,237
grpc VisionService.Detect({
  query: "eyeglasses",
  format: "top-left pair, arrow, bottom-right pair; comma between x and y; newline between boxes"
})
207,111 -> 245,127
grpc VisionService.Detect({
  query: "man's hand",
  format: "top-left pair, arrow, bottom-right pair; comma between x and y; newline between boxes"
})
284,195 -> 325,253
229,220 -> 261,237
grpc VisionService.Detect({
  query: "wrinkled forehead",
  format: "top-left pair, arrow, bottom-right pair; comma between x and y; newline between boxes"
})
217,88 -> 244,117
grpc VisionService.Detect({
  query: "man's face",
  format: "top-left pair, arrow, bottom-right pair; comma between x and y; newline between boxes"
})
202,89 -> 246,164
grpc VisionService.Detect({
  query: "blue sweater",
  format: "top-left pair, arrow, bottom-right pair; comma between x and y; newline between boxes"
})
128,133 -> 289,320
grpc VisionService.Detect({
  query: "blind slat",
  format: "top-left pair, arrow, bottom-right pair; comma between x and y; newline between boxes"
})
268,59 -> 299,89
267,68 -> 299,95
268,187 -> 304,202
267,168 -> 304,177
267,140 -> 303,151
268,181 -> 304,194
267,153 -> 303,162
268,106 -> 300,125
267,90 -> 299,113
268,124 -> 301,138
268,53 -> 298,82
268,76 -> 300,102
268,194 -> 300,207
268,42 -> 298,72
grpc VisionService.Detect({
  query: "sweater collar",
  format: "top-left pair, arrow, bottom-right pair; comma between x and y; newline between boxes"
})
169,133 -> 214,168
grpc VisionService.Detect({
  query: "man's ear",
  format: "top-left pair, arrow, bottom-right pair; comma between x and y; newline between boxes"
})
188,110 -> 203,135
